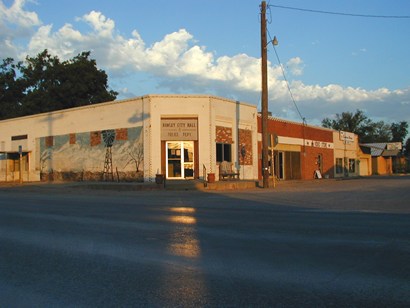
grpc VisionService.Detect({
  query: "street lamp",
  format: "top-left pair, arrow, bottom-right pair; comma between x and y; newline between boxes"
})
261,1 -> 278,188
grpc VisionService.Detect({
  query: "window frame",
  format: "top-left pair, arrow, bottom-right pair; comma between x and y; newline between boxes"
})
349,158 -> 356,173
335,158 -> 344,174
216,143 -> 232,163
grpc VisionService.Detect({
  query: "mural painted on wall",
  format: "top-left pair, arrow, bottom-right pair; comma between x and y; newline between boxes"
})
39,126 -> 143,182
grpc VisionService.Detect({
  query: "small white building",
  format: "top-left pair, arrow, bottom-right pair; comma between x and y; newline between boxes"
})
0,95 -> 259,182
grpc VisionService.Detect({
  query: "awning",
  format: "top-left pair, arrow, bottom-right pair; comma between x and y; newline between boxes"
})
382,149 -> 400,157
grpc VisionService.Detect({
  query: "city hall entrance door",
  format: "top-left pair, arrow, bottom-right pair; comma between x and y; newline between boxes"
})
166,141 -> 194,179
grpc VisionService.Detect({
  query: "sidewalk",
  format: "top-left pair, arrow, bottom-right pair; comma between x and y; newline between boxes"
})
81,179 -> 261,191
2,175 -> 405,193
0,178 -> 260,192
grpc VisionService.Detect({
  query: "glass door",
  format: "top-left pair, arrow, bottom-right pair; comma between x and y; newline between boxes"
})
182,141 -> 194,178
274,151 -> 284,180
166,141 -> 194,179
167,142 -> 182,179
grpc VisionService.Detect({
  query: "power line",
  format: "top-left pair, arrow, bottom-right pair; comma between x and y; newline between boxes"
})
269,4 -> 410,19
268,31 -> 305,123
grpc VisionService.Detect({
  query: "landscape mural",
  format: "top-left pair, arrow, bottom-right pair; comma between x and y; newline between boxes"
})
39,126 -> 143,182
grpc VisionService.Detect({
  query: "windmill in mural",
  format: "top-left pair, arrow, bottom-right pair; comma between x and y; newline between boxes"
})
102,129 -> 116,181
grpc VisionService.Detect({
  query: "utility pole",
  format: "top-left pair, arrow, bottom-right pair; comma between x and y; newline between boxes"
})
261,1 -> 269,188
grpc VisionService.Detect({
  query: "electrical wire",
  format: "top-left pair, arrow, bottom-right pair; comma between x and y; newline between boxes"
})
266,0 -> 273,24
268,4 -> 410,19
268,31 -> 305,123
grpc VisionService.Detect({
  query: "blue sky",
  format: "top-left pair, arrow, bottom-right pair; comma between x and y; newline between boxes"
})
1,0 -> 410,129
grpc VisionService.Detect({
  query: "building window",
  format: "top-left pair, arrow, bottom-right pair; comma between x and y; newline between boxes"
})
216,143 -> 232,162
336,158 -> 343,174
8,153 -> 28,172
349,159 -> 356,173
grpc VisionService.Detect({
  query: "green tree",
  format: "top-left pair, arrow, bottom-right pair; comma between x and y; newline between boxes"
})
322,109 -> 370,134
19,50 -> 63,115
391,121 -> 408,143
404,138 -> 410,156
0,58 -> 25,118
0,50 -> 117,119
321,109 -> 377,142
322,109 -> 404,143
361,120 -> 392,143
56,51 -> 118,108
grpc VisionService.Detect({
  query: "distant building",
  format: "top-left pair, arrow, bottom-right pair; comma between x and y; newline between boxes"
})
358,145 -> 372,176
361,142 -> 402,175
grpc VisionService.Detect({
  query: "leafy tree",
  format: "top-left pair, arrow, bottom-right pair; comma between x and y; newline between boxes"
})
361,120 -> 392,143
18,50 -> 63,115
322,109 -> 370,134
0,50 -> 117,119
0,58 -> 25,118
322,109 -> 406,143
56,51 -> 118,108
391,121 -> 408,143
404,138 -> 410,156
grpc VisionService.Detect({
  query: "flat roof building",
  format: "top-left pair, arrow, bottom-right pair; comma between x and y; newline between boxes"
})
0,95 -> 258,182
1,94 -> 364,184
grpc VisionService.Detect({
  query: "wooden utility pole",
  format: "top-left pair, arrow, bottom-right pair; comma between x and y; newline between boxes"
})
261,1 -> 269,188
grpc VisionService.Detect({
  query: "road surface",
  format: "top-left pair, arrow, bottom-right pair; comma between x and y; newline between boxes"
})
0,176 -> 409,306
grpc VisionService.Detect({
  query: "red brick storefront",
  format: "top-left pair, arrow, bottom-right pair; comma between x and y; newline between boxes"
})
258,116 -> 334,180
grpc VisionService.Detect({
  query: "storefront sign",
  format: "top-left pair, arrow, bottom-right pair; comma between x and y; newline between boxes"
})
340,131 -> 355,143
161,118 -> 198,141
310,140 -> 332,148
387,142 -> 402,150
279,136 -> 333,149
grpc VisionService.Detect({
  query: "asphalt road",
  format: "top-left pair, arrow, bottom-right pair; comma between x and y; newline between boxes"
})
0,176 -> 409,307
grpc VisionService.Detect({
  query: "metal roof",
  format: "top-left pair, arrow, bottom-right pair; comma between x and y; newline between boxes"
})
359,145 -> 371,155
360,143 -> 401,157
361,143 -> 387,157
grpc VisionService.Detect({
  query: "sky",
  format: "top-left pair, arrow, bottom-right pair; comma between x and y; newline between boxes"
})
1,0 -> 410,129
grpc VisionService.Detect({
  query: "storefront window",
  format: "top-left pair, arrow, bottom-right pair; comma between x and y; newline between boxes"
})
336,158 -> 343,174
349,159 -> 356,173
7,153 -> 28,172
216,143 -> 232,162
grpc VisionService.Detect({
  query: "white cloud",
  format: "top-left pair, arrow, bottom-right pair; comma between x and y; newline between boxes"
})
0,0 -> 41,58
146,29 -> 193,68
286,57 -> 304,76
178,45 -> 213,76
80,11 -> 114,38
1,1 -> 409,128
0,0 -> 40,28
289,82 -> 389,103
